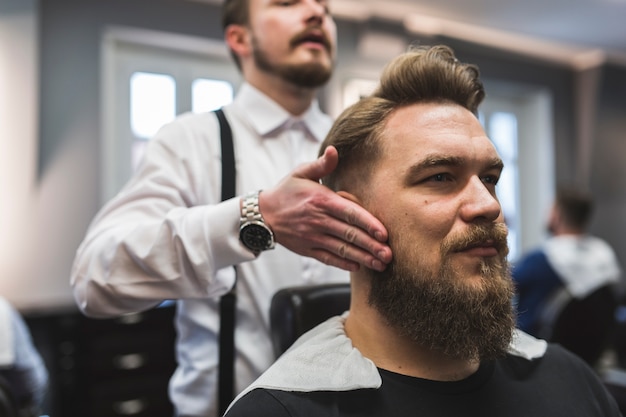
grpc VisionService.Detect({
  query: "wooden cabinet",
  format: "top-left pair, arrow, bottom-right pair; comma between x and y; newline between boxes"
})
26,304 -> 177,417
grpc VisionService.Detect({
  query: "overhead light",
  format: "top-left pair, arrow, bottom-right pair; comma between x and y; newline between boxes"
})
402,14 -> 443,37
331,0 -> 370,21
358,31 -> 408,60
571,49 -> 606,71
404,13 -> 606,70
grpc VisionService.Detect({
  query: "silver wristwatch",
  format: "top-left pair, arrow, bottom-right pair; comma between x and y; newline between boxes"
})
239,190 -> 275,255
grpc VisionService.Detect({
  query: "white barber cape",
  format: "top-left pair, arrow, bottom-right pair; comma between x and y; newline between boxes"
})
226,313 -> 548,413
0,298 -> 15,367
544,235 -> 622,298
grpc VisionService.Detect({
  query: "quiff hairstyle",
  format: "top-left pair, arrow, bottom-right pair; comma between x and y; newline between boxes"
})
222,0 -> 250,70
320,45 -> 485,194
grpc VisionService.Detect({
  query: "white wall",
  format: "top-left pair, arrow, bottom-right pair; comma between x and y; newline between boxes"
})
0,0 -> 43,311
1,1 -> 90,313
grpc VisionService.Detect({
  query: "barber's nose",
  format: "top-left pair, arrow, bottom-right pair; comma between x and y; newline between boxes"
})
459,177 -> 501,223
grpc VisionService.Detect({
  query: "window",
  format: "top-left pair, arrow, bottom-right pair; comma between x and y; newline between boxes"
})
130,72 -> 177,139
127,74 -> 235,172
481,111 -> 520,259
342,78 -> 378,108
101,28 -> 241,203
129,72 -> 177,171
481,81 -> 555,260
192,79 -> 234,113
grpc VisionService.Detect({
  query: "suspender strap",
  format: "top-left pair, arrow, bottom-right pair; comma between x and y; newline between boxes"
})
215,108 -> 237,415
216,108 -> 235,201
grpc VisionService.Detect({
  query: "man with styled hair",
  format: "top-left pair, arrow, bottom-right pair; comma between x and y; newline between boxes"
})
224,45 -> 620,417
71,0 -> 391,415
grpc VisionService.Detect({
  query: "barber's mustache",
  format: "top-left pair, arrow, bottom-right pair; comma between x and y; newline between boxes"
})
443,223 -> 509,257
290,28 -> 333,53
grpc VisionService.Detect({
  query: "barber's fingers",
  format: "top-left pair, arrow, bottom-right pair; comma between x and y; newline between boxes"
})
305,234 -> 387,272
291,146 -> 338,182
310,214 -> 391,271
330,194 -> 389,246
276,201 -> 391,271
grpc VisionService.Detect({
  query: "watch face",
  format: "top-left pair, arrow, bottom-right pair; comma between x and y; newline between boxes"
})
241,223 -> 273,251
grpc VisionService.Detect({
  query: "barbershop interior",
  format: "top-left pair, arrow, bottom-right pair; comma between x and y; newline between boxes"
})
2,0 -> 626,416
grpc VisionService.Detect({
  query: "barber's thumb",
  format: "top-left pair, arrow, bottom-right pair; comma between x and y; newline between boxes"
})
295,146 -> 339,180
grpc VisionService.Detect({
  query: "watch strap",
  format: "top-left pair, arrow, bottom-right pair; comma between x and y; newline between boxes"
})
239,190 -> 275,253
241,191 -> 265,224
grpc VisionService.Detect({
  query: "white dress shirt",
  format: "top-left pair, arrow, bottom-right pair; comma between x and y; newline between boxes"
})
70,83 -> 349,417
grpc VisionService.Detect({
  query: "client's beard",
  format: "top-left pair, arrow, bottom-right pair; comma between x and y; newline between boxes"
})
368,223 -> 515,362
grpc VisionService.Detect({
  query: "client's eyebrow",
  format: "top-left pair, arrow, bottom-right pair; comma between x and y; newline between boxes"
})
405,154 -> 504,182
406,155 -> 463,179
488,157 -> 505,172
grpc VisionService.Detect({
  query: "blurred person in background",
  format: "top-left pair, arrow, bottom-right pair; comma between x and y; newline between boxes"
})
512,187 -> 622,337
0,296 -> 48,417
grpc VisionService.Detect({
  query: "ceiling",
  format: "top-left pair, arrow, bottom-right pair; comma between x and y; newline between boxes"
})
331,0 -> 626,69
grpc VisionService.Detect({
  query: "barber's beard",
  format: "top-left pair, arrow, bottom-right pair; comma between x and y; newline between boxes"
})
368,223 -> 515,362
252,36 -> 332,88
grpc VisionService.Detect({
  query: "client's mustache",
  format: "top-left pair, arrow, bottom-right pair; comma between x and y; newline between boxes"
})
442,223 -> 509,257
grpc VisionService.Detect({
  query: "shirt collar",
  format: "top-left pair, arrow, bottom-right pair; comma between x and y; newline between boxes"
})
233,82 -> 329,142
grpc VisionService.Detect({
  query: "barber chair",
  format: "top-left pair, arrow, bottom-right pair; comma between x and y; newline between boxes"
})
601,367 -> 626,415
0,375 -> 18,417
536,284 -> 618,367
269,283 -> 351,357
539,288 -> 626,415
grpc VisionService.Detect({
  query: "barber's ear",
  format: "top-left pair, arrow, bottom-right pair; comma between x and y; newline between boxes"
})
225,24 -> 251,58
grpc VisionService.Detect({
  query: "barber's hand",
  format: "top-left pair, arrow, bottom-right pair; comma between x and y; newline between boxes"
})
260,146 -> 392,272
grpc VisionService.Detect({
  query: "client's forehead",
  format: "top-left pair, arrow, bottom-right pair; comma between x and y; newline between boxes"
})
377,102 -> 496,167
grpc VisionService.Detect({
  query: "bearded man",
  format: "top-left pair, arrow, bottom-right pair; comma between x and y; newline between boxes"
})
71,0 -> 392,415
223,45 -> 621,417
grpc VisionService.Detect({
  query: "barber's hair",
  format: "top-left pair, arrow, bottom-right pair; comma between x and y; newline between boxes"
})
222,0 -> 249,70
556,187 -> 594,231
320,44 -> 485,193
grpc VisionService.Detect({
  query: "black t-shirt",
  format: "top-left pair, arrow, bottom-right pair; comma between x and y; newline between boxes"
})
225,344 -> 621,417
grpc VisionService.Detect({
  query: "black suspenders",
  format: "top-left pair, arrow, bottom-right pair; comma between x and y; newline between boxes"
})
214,108 -> 236,415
